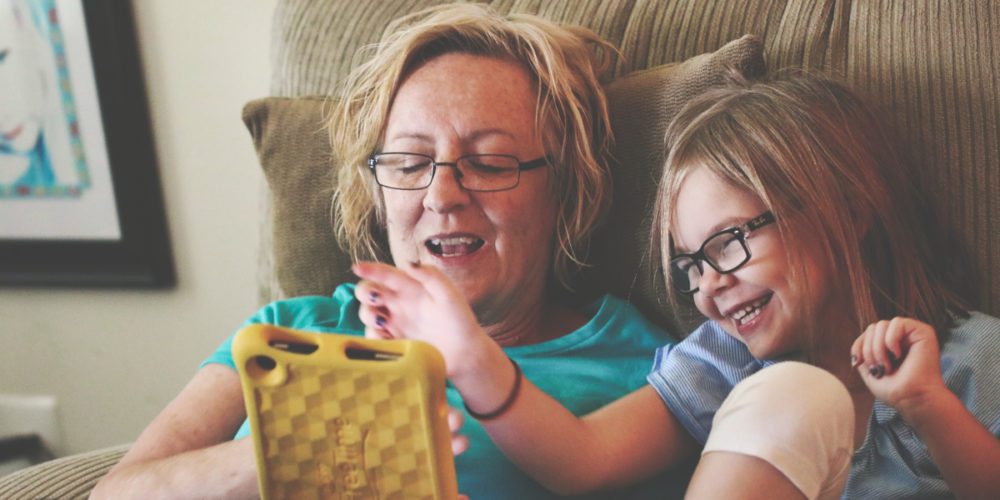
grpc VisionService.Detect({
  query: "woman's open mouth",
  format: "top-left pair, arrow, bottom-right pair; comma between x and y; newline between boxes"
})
425,235 -> 485,257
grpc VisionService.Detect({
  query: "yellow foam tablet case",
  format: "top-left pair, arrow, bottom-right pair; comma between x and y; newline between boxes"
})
233,324 -> 458,499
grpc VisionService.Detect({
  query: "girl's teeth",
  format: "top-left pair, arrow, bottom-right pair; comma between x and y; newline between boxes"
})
730,296 -> 771,324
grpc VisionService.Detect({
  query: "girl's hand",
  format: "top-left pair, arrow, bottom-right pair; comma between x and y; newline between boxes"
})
850,317 -> 948,415
352,261 -> 491,379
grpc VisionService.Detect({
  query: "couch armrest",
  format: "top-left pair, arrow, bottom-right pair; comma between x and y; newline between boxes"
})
0,444 -> 128,500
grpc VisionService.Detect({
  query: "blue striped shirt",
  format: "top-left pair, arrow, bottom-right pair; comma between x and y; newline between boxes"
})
647,312 -> 1000,498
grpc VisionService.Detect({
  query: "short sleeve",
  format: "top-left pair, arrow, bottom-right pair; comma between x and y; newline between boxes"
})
647,321 -> 766,444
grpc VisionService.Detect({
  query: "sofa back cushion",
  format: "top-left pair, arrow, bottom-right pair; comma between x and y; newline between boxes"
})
256,0 -> 999,328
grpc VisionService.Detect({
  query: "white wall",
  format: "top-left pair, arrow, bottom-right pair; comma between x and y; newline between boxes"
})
0,0 -> 277,456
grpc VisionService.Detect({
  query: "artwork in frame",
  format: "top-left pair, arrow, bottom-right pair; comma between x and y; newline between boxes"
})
0,0 -> 174,286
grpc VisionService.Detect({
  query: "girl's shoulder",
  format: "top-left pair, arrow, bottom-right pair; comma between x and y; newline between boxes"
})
940,311 -> 1000,433
945,311 -> 1000,353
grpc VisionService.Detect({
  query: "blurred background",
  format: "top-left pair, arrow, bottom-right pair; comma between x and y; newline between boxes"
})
0,0 -> 278,466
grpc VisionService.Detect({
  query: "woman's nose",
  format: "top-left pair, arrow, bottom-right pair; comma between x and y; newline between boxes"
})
422,164 -> 471,213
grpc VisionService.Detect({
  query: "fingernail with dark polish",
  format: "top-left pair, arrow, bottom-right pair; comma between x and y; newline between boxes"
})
375,315 -> 386,328
850,354 -> 859,368
868,364 -> 885,379
409,260 -> 421,268
369,291 -> 379,303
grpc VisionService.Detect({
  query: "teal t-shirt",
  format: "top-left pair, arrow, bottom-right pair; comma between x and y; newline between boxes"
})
205,283 -> 687,499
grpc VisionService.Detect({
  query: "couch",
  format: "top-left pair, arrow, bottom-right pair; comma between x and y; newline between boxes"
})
2,0 -> 996,497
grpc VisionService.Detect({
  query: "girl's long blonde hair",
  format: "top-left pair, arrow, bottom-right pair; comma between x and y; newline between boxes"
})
329,3 -> 615,290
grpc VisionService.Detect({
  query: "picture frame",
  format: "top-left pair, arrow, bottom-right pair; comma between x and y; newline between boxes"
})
0,0 -> 174,287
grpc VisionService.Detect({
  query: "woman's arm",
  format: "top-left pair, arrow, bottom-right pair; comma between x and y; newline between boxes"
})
853,317 -> 1000,498
90,364 -> 258,499
353,261 -> 699,494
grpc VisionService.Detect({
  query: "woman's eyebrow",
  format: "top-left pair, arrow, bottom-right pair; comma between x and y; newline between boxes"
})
465,128 -> 517,142
383,132 -> 433,144
385,128 -> 517,145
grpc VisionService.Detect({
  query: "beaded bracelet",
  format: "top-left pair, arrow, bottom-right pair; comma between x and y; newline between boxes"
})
463,357 -> 522,421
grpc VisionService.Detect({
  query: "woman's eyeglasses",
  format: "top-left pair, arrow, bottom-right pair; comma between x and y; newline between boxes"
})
670,211 -> 776,294
368,152 -> 548,192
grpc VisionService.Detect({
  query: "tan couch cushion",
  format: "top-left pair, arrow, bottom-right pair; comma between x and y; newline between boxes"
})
242,98 -> 349,300
243,35 -> 764,330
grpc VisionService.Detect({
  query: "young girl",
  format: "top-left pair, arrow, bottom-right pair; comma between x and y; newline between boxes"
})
353,74 -> 1000,498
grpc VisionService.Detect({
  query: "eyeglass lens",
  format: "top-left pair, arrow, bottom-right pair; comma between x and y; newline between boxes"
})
671,231 -> 749,293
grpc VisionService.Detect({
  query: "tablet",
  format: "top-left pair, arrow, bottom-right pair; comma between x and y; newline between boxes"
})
233,324 -> 458,499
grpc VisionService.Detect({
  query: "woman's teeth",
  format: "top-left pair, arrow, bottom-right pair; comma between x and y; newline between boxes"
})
426,236 -> 485,256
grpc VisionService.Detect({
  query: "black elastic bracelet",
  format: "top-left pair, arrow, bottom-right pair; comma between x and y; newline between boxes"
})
463,357 -> 522,421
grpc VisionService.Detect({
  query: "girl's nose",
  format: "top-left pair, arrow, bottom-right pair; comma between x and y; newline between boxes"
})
697,264 -> 735,297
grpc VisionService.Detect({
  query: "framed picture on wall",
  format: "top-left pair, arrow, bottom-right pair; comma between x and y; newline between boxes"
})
0,0 -> 174,287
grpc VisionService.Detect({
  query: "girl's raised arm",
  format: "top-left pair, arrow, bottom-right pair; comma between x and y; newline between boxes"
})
852,317 -> 1000,497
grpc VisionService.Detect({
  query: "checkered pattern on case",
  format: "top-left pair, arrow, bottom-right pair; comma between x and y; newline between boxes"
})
255,364 -> 437,499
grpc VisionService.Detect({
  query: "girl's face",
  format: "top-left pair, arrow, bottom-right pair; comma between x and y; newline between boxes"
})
672,167 -> 830,360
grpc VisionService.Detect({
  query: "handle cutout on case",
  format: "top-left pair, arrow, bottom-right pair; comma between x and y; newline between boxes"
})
245,355 -> 287,387
254,355 -> 277,370
268,340 -> 318,354
346,347 -> 401,361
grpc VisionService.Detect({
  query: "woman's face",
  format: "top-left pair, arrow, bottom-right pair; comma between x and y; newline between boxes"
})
380,53 -> 559,323
0,3 -> 44,153
672,167 -> 830,360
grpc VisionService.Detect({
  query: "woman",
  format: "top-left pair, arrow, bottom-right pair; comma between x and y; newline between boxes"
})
92,4 -> 681,499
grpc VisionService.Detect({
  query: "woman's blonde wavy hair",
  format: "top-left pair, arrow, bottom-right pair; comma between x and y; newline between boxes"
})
652,73 -> 975,358
329,3 -> 615,290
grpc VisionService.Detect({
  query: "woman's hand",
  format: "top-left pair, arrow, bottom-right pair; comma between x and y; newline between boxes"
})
352,261 -> 493,379
850,317 -> 948,415
448,406 -> 469,456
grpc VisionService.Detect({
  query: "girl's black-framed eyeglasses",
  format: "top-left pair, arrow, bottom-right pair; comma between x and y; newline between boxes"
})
670,211 -> 776,294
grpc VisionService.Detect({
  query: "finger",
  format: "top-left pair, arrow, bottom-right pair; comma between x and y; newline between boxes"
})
451,434 -> 469,456
871,319 -> 890,376
357,302 -> 391,333
364,325 -> 393,340
401,261 -> 464,302
884,317 -> 908,371
354,279 -> 395,307
447,406 -> 465,432
861,321 -> 882,379
851,324 -> 871,369
353,261 -> 426,296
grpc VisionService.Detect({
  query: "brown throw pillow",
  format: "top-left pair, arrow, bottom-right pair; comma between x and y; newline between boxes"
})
242,97 -> 351,299
243,35 -> 765,331
578,34 -> 766,332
